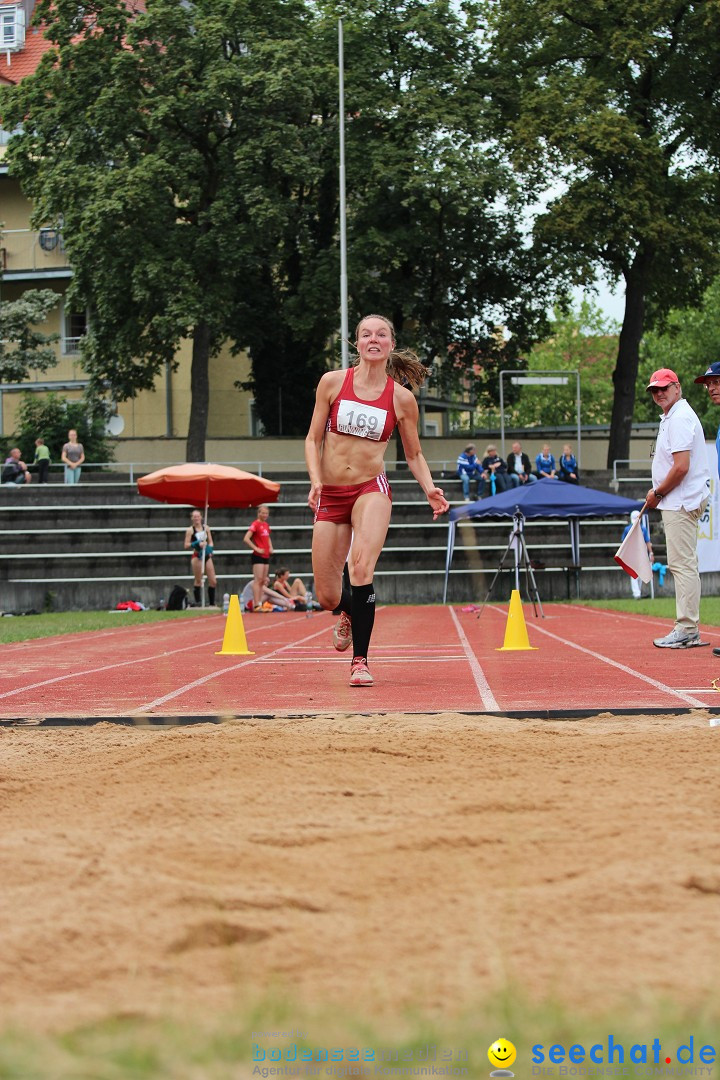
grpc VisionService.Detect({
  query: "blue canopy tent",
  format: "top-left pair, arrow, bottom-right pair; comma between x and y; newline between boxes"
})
443,481 -> 644,603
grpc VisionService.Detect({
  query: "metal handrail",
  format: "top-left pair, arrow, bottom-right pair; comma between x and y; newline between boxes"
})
32,459 -> 471,483
612,459 -> 651,483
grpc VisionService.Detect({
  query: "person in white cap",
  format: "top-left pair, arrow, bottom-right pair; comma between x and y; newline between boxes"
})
694,360 -> 720,655
620,510 -> 653,598
644,368 -> 710,648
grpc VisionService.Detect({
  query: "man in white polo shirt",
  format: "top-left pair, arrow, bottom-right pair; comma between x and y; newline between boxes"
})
644,368 -> 710,648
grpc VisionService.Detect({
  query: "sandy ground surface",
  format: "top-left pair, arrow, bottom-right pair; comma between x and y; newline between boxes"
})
1,711 -> 719,1033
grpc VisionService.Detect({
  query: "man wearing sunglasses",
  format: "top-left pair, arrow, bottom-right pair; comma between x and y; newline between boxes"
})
644,368 -> 709,649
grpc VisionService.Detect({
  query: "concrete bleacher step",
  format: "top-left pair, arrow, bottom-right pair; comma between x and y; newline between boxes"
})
3,471 -> 662,612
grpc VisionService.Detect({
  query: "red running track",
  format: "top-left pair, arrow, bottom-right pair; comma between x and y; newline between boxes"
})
2,603 -> 720,721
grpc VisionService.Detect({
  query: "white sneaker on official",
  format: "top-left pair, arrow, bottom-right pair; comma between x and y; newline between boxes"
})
653,628 -> 700,649
332,611 -> 353,652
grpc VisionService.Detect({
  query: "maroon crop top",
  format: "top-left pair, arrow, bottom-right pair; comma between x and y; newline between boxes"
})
326,368 -> 398,443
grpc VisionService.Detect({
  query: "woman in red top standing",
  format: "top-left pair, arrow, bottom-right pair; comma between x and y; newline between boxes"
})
243,504 -> 274,612
305,314 -> 448,686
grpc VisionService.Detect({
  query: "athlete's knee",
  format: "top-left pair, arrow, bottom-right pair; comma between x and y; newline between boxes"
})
315,584 -> 341,610
349,551 -> 377,584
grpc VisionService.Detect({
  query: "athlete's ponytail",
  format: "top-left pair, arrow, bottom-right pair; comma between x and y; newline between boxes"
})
386,348 -> 430,391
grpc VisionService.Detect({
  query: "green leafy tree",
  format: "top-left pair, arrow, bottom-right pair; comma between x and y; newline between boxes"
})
3,0 -> 548,451
2,0 -> 330,459
505,299 -> 620,428
240,0 -> 550,425
2,391 -> 113,469
486,0 -> 720,465
638,275 -> 720,433
333,0 -> 549,405
0,289 -> 59,383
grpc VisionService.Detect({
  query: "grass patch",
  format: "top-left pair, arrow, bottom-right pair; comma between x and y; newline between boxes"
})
572,596 -> 720,624
0,608 -> 220,644
0,990 -> 717,1079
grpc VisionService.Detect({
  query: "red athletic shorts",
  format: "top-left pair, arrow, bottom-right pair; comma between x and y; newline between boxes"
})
314,474 -> 392,525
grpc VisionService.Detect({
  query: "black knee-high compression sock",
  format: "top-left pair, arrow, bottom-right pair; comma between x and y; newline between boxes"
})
350,582 -> 375,661
333,562 -> 352,616
194,586 -> 202,605
208,586 -> 216,606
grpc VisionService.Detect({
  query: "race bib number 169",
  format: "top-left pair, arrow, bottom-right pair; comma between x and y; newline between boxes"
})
335,399 -> 387,441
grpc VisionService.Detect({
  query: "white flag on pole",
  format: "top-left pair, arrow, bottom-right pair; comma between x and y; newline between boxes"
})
614,517 -> 653,583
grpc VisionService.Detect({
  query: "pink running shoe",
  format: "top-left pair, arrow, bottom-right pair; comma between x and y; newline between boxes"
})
349,656 -> 373,686
332,611 -> 353,652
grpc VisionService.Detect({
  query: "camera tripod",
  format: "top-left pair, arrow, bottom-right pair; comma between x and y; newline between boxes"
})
477,510 -> 544,619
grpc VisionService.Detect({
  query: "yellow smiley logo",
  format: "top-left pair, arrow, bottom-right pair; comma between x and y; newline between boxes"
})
488,1039 -> 517,1069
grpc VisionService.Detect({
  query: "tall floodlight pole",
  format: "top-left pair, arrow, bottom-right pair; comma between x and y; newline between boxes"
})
338,18 -> 349,368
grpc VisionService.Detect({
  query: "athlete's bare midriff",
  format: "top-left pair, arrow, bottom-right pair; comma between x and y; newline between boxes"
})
319,428 -> 390,486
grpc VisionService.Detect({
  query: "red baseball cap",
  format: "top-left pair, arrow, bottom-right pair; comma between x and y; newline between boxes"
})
646,368 -> 679,389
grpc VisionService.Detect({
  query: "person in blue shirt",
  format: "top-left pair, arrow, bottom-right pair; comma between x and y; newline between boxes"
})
621,510 -> 653,598
693,360 -> 720,654
456,443 -> 482,501
480,444 -> 513,495
557,443 -> 580,483
534,444 -> 556,479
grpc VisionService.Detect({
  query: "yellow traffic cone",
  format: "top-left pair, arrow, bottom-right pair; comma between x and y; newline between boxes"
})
497,589 -> 538,651
215,594 -> 255,656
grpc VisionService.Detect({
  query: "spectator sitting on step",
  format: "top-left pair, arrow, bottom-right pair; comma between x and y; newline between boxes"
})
271,567 -> 313,609
1,447 -> 32,485
506,441 -> 536,485
557,443 -> 580,483
535,444 -> 557,479
241,580 -> 294,612
456,442 -> 482,501
481,445 -> 515,496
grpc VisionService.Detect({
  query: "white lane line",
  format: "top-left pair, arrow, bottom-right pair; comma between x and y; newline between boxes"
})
0,613 -> 243,652
133,623 -> 334,712
252,656 -> 467,664
448,605 -> 500,712
0,617 -> 305,700
0,634 -> 228,700
490,606 -> 709,708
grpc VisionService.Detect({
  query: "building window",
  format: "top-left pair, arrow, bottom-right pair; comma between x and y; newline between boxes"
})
1,8 -> 25,49
62,308 -> 88,355
249,399 -> 265,437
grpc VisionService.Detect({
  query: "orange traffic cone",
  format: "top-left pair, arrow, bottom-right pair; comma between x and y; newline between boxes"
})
215,594 -> 254,656
497,589 -> 538,651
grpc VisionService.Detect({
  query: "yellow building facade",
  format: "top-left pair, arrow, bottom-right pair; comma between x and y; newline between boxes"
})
0,162 -> 258,443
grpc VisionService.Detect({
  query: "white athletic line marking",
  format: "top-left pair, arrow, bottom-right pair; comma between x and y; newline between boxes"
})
253,656 -> 467,664
0,613 -> 323,695
0,634 -> 226,700
489,606 -> 709,708
133,623 -> 335,712
448,605 -> 500,712
0,611 -> 285,654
